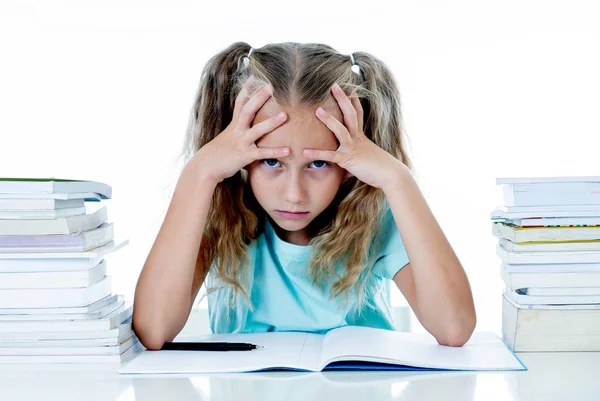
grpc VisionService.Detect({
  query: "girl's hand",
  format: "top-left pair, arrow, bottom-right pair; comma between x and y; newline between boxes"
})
303,83 -> 402,190
193,77 -> 290,184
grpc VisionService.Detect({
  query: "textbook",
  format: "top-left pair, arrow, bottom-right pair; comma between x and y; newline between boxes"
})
500,204 -> 600,214
119,326 -> 526,374
501,262 -> 600,290
0,302 -> 132,332
492,221 -> 600,243
0,293 -> 123,320
521,287 -> 600,296
0,178 -> 112,199
0,328 -> 133,347
0,222 -> 114,253
0,334 -> 138,356
498,216 -> 600,227
0,206 -> 107,235
504,287 -> 600,305
497,176 -> 600,207
498,237 -> 600,252
0,240 -> 127,273
0,206 -> 86,219
0,198 -> 84,210
502,293 -> 600,351
491,207 -> 600,220
0,294 -> 119,315
0,192 -> 102,201
0,259 -> 107,289
0,275 -> 112,308
0,339 -> 142,364
0,320 -> 132,341
496,244 -> 600,264
503,261 -> 600,274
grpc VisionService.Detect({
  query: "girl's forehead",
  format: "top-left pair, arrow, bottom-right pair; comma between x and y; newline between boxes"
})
254,105 -> 341,152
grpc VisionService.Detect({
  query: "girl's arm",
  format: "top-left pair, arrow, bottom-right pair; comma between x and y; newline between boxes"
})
132,160 -> 217,350
383,164 -> 476,346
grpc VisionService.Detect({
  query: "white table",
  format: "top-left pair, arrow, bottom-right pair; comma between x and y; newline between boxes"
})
1,352 -> 598,401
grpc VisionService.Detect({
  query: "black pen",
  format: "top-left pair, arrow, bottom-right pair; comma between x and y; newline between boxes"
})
160,342 -> 263,351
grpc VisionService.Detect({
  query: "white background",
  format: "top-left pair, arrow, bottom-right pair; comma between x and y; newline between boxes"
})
1,0 -> 599,335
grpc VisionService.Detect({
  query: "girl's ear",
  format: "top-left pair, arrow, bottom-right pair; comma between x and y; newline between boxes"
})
344,170 -> 353,179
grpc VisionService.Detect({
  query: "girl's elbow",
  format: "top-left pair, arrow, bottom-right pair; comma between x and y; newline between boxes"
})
133,320 -> 167,351
437,311 -> 477,347
132,309 -> 168,351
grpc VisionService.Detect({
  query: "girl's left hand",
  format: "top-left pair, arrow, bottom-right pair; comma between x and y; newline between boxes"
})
303,83 -> 402,190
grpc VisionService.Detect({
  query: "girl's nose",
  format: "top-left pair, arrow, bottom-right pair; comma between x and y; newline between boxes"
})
283,173 -> 307,204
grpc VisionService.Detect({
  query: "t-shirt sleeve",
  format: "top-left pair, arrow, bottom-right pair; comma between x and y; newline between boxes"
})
371,204 -> 410,280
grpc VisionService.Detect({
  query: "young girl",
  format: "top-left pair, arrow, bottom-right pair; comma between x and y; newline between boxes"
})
132,42 -> 476,350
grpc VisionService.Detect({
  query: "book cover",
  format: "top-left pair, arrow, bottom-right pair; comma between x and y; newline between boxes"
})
0,207 -> 87,220
0,275 -> 113,309
496,244 -> 600,264
0,206 -> 107,236
0,198 -> 84,211
0,178 -> 111,199
497,176 -> 600,184
0,259 -> 108,289
492,221 -> 600,243
0,302 -> 132,332
502,293 -> 600,352
499,237 -> 600,252
0,240 -> 128,261
0,223 -> 114,253
500,262 -> 600,290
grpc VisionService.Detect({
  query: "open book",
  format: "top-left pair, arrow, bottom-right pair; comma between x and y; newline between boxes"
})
119,326 -> 525,374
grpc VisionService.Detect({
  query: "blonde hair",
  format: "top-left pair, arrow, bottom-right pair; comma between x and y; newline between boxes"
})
181,42 -> 414,313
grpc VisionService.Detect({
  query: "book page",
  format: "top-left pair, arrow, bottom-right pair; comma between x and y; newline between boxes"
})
319,326 -> 524,371
120,331 -> 325,374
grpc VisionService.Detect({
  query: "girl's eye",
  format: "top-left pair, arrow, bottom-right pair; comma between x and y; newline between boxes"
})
310,160 -> 329,169
261,159 -> 329,169
262,159 -> 280,168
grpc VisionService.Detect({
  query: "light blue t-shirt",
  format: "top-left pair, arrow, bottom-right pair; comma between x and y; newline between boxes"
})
206,201 -> 410,334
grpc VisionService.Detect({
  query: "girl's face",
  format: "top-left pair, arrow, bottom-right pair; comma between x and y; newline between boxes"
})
245,100 -> 349,246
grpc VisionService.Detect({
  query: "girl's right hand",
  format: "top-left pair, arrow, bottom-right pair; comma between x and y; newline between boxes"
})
192,77 -> 289,184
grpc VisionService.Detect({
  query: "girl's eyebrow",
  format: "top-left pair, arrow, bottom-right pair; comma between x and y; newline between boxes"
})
266,158 -> 314,165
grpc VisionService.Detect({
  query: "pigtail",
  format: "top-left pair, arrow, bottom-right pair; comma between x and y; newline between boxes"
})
183,42 -> 259,310
311,51 -> 414,312
183,41 -> 252,159
350,52 -> 414,172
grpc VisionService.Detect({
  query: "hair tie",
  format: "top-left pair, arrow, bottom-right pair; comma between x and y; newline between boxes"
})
237,47 -> 255,72
349,52 -> 364,81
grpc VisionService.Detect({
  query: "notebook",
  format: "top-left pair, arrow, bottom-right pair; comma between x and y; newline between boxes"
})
119,326 -> 526,374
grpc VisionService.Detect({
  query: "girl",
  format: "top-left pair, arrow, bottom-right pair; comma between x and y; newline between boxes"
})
132,42 -> 476,351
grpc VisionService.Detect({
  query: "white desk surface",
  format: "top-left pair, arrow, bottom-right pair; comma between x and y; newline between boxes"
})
1,352 -> 598,401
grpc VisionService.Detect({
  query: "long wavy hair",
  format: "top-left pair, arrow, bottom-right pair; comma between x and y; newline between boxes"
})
181,42 -> 414,313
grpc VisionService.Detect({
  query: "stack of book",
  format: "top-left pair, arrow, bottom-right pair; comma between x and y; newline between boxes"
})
491,176 -> 600,352
0,178 -> 140,365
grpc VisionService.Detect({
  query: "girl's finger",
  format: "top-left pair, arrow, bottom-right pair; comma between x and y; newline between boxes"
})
245,112 -> 287,145
237,84 -> 274,129
303,148 -> 339,164
252,147 -> 290,161
315,107 -> 352,146
232,75 -> 257,123
349,93 -> 364,133
331,83 -> 359,136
